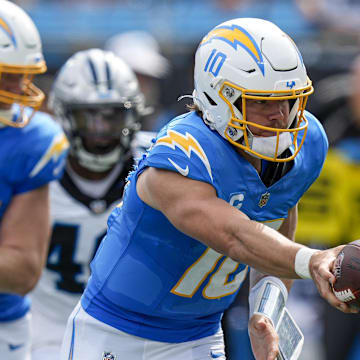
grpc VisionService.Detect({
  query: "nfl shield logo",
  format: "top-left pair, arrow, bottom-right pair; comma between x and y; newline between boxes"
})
102,352 -> 116,360
258,192 -> 270,208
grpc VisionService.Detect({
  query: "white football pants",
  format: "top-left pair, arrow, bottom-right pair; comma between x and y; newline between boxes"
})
0,312 -> 31,360
60,302 -> 226,360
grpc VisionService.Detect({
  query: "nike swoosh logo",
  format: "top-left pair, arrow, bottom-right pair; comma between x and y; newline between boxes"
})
8,343 -> 25,351
168,158 -> 189,176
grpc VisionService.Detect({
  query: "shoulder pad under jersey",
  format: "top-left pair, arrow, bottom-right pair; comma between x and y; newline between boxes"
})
143,112 -> 216,184
10,111 -> 69,194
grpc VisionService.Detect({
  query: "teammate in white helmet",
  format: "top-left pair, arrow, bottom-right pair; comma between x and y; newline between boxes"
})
0,1 -> 69,359
29,48 -> 155,360
61,18 -> 356,360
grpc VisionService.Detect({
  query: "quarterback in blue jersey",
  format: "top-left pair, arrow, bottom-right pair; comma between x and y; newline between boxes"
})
0,1 -> 69,359
61,18 -> 354,360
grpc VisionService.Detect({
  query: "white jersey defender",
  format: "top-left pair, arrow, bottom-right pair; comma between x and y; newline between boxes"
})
30,130 -> 154,360
30,47 -> 154,360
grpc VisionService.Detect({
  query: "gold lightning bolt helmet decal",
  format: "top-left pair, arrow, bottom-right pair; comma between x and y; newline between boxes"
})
0,12 -> 46,127
200,24 -> 264,75
30,133 -> 69,177
155,130 -> 213,182
0,17 -> 16,46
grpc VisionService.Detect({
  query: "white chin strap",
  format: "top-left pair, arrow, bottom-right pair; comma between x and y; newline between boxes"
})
247,132 -> 293,159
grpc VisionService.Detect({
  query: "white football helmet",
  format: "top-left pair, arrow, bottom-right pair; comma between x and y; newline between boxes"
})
49,48 -> 146,172
193,18 -> 314,162
0,0 -> 47,127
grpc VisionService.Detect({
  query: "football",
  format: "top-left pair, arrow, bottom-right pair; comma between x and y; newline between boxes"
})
332,240 -> 360,309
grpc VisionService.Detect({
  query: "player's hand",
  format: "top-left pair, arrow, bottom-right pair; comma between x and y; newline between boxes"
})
248,313 -> 279,360
309,246 -> 357,314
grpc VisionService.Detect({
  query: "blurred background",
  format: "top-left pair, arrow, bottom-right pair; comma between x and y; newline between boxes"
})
18,0 -> 360,126
15,0 -> 360,359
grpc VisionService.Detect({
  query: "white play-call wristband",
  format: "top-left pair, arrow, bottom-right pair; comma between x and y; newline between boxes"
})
294,247 -> 318,279
249,276 -> 288,325
249,277 -> 304,360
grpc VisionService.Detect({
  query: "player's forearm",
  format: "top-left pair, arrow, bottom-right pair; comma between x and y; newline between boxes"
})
254,205 -> 296,290
180,206 -> 304,279
0,246 -> 43,295
0,186 -> 50,294
143,169 -> 308,278
226,218 -> 304,279
172,198 -> 305,278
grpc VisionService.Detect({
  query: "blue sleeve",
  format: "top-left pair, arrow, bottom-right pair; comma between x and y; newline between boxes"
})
12,113 -> 69,194
303,111 -> 329,190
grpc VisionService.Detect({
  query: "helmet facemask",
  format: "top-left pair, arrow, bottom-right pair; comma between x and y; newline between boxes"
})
0,67 -> 46,127
62,103 -> 141,173
219,80 -> 313,162
193,18 -> 315,162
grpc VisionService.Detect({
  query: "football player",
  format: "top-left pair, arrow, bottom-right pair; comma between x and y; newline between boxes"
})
29,48 -> 155,360
60,18 -> 354,360
0,1 -> 69,359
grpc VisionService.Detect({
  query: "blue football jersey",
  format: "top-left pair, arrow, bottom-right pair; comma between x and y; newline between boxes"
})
0,107 -> 69,321
82,110 -> 328,342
